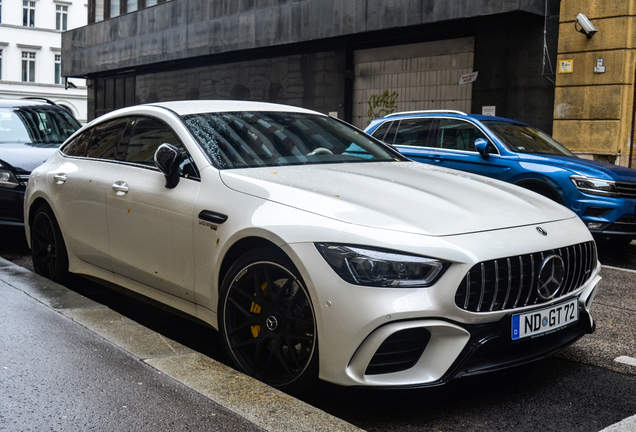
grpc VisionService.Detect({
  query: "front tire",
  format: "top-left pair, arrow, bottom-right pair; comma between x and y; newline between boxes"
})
30,203 -> 69,283
219,248 -> 318,392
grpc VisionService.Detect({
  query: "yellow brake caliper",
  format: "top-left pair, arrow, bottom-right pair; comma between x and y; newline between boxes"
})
250,282 -> 269,338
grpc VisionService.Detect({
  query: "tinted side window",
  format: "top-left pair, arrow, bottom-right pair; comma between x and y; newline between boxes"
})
61,128 -> 93,157
382,121 -> 398,145
125,117 -> 182,165
370,121 -> 392,141
438,119 -> 489,152
394,118 -> 438,147
86,117 -> 128,160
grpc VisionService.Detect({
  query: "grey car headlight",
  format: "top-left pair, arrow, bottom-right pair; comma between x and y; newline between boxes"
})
315,243 -> 449,288
0,169 -> 19,189
570,175 -> 620,198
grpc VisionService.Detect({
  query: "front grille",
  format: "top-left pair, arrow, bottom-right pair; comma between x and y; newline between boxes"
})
455,241 -> 597,313
615,181 -> 636,199
365,328 -> 431,375
605,214 -> 636,234
16,174 -> 29,185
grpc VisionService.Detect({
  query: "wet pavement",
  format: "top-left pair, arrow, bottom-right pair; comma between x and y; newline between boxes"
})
0,256 -> 361,432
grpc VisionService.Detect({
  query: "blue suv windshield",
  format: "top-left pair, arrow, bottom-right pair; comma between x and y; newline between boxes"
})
481,120 -> 575,157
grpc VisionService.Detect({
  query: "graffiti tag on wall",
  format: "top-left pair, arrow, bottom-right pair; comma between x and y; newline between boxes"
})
367,90 -> 398,119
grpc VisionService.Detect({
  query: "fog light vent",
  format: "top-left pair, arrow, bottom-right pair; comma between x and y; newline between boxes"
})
583,207 -> 611,218
365,328 -> 430,375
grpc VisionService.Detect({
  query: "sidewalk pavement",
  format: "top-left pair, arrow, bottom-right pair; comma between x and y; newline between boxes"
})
0,257 -> 363,432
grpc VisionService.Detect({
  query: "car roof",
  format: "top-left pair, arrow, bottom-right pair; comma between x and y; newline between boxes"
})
0,98 -> 63,109
147,100 -> 322,117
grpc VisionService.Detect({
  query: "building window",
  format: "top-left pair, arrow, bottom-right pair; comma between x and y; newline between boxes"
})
146,0 -> 157,6
1,0 -> 3,24
110,0 -> 120,18
0,49 -> 3,80
55,54 -> 61,84
22,52 -> 36,82
23,1 -> 35,27
94,0 -> 104,22
127,0 -> 138,13
56,5 -> 68,31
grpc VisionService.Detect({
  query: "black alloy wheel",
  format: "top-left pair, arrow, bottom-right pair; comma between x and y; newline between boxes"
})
30,204 -> 69,283
219,249 -> 318,392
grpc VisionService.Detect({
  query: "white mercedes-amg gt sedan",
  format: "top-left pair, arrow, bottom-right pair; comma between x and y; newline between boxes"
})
24,101 -> 601,392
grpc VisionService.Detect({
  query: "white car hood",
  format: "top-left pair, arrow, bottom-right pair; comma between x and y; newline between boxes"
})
219,162 -> 575,236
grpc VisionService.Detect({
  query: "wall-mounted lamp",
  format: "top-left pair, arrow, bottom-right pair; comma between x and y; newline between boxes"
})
575,13 -> 598,38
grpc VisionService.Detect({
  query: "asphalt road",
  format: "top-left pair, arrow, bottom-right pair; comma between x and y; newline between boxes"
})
2,226 -> 636,431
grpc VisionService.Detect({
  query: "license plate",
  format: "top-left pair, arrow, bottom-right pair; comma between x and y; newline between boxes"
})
511,298 -> 578,340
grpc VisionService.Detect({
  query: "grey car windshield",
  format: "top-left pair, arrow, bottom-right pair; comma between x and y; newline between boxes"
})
182,111 -> 400,169
481,120 -> 575,157
0,106 -> 80,145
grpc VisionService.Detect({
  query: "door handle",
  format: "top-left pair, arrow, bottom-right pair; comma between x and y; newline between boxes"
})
53,173 -> 67,183
112,181 -> 129,195
432,155 -> 443,163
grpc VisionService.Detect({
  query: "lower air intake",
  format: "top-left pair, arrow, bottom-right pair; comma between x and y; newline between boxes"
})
365,328 -> 431,375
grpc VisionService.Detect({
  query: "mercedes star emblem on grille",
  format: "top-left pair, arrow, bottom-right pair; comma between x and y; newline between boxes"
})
536,254 -> 565,300
536,227 -> 548,236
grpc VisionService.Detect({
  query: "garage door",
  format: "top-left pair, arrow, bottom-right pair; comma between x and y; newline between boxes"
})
353,37 -> 475,128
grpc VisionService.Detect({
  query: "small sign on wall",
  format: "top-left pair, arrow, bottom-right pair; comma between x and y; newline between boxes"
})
482,106 -> 496,116
594,59 -> 606,74
459,72 -> 478,85
559,60 -> 573,73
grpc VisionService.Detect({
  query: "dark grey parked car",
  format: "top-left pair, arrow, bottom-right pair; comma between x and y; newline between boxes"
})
0,99 -> 80,226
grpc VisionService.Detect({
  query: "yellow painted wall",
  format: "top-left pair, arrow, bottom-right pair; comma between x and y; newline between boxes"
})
554,0 -> 636,166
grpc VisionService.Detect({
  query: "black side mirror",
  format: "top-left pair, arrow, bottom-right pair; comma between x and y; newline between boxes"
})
154,143 -> 183,189
474,138 -> 490,159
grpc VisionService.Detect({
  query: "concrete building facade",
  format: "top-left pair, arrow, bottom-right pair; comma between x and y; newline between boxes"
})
64,0 -> 560,137
0,0 -> 88,122
553,0 -> 636,168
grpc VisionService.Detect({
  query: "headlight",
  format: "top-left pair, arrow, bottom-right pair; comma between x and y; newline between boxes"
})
315,243 -> 449,288
0,169 -> 19,189
570,175 -> 619,198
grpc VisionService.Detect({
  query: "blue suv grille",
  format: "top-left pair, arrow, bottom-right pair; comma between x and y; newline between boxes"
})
616,181 -> 636,199
455,241 -> 597,313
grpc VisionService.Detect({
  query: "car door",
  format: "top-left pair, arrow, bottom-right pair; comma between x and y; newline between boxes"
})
425,118 -> 505,179
53,118 -> 128,271
106,116 -> 201,302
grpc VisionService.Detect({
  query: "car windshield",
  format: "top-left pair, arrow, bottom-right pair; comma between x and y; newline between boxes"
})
481,120 -> 575,157
0,106 -> 80,145
182,111 -> 400,169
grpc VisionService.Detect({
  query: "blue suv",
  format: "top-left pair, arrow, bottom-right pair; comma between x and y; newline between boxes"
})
365,110 -> 636,246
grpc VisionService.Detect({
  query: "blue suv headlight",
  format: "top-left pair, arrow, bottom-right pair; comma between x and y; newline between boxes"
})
570,175 -> 620,198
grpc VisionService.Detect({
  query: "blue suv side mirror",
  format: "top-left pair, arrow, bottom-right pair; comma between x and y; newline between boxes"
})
475,138 -> 489,159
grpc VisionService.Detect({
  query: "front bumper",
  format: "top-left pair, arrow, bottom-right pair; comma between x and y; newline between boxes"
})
0,186 -> 26,226
285,220 -> 601,388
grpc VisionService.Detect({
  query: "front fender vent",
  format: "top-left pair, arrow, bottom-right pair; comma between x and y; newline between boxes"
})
455,241 -> 597,313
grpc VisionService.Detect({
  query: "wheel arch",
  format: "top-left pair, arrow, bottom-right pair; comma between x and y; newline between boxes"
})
217,236 -> 287,294
513,178 -> 564,205
27,197 -> 52,227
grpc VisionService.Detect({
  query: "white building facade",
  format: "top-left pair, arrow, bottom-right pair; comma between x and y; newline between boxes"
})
0,0 -> 87,122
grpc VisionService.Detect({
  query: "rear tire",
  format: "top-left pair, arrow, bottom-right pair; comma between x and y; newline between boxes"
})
218,248 -> 318,393
30,204 -> 69,284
